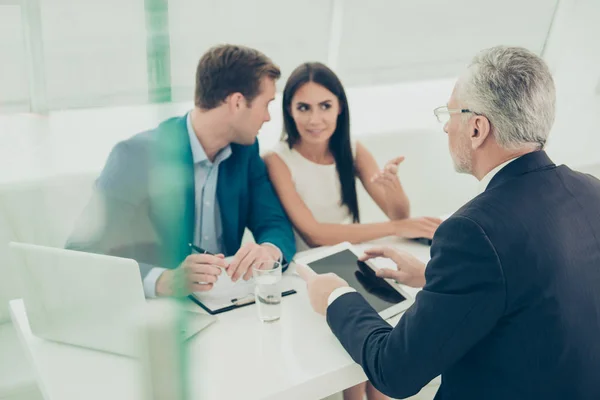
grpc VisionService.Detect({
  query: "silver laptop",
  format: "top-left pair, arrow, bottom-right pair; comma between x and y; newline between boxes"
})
9,242 -> 216,357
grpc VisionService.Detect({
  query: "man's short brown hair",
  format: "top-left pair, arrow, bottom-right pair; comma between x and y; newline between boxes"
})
194,44 -> 281,110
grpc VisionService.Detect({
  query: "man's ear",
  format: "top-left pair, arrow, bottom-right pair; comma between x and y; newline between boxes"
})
470,115 -> 491,150
226,92 -> 244,112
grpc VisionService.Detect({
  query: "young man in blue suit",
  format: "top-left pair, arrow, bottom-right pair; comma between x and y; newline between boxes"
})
299,46 -> 600,399
67,45 -> 295,297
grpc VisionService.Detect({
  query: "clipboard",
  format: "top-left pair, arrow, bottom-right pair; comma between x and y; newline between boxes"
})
188,289 -> 296,315
187,272 -> 297,315
185,244 -> 297,315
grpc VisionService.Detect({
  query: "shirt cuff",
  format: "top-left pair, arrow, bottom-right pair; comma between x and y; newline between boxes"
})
327,287 -> 357,307
260,242 -> 283,263
143,267 -> 168,298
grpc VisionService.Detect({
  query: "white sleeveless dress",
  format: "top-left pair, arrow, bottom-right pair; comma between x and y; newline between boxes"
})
271,141 -> 356,252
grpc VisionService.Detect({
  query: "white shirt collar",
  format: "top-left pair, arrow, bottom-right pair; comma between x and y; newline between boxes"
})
478,156 -> 521,193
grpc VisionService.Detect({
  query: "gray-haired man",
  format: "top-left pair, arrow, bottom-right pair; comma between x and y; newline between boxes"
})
299,46 -> 600,400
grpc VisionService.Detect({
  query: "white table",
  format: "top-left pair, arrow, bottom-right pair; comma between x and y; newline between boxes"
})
9,237 -> 431,400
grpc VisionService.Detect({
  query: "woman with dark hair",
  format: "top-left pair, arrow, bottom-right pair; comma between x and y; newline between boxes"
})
264,62 -> 441,399
264,62 -> 441,257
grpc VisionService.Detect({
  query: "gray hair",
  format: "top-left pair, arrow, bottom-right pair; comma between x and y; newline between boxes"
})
457,46 -> 556,149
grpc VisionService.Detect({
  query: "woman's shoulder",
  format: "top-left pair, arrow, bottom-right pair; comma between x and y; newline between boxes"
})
269,140 -> 293,156
264,141 -> 296,169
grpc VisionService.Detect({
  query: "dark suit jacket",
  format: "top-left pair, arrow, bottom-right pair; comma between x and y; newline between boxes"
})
327,151 -> 600,399
67,115 -> 296,278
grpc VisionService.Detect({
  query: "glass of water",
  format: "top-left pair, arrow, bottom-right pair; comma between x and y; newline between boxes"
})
252,260 -> 282,322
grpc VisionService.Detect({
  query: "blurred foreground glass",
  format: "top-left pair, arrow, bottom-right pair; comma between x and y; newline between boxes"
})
253,261 -> 282,322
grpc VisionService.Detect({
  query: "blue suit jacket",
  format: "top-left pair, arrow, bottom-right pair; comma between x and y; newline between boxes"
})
327,151 -> 600,400
67,116 -> 295,278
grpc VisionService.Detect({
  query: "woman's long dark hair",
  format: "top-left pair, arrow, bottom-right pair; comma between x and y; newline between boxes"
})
282,62 -> 359,223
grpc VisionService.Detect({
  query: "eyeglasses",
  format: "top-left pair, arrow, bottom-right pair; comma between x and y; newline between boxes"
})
433,106 -> 480,124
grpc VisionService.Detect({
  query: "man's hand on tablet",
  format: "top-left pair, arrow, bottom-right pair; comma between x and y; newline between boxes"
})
359,247 -> 426,288
296,263 -> 349,316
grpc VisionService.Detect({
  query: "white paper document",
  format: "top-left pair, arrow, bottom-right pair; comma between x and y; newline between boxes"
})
192,272 -> 256,311
191,270 -> 298,313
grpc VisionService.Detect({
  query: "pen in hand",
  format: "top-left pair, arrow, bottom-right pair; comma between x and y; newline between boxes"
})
188,243 -> 228,271
188,243 -> 212,255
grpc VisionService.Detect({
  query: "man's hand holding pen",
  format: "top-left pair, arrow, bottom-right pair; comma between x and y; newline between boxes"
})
155,242 -> 281,297
155,252 -> 228,297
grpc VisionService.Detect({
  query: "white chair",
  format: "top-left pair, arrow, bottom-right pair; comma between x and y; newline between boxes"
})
0,320 -> 43,400
0,206 -> 41,400
0,211 -> 21,325
0,172 -> 96,248
0,172 -> 97,400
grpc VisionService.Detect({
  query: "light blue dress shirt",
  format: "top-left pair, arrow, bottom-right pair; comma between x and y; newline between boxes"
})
142,112 -> 231,297
185,112 -> 232,254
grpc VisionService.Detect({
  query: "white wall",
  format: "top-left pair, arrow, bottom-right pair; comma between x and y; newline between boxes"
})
336,0 -> 557,85
40,0 -> 148,109
0,0 -> 148,112
543,0 -> 600,168
0,0 -> 560,113
168,0 -> 332,100
0,5 -> 29,113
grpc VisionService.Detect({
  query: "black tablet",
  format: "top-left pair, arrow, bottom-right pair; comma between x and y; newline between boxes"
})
296,242 -> 414,319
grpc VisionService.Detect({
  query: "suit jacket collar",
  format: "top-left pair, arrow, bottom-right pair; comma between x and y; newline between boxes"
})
152,115 -> 195,266
155,115 -> 192,162
478,157 -> 520,193
486,150 -> 556,191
